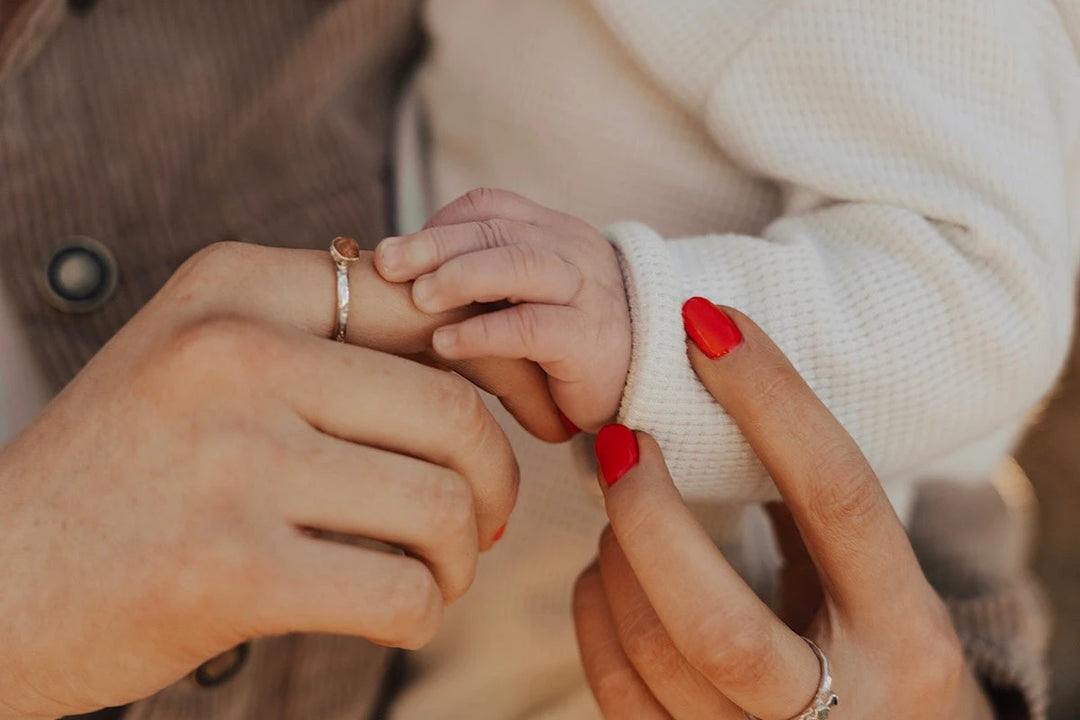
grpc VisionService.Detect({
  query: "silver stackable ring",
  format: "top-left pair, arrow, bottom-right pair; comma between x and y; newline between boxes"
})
329,236 -> 361,342
745,637 -> 839,720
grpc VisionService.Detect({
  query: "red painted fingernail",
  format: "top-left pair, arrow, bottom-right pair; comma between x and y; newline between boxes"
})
558,410 -> 580,437
594,424 -> 639,486
682,297 -> 742,359
493,523 -> 507,542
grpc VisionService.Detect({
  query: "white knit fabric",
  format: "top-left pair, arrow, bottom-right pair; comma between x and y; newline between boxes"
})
422,0 -> 1080,501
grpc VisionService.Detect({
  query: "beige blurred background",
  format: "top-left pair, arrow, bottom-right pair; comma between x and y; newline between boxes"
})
1017,300 -> 1080,719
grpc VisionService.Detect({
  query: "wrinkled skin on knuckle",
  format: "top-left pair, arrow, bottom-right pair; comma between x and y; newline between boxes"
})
619,608 -> 686,686
806,451 -> 881,531
145,317 -> 271,406
512,304 -> 547,351
744,356 -> 804,416
418,471 -> 478,602
436,375 -> 495,457
383,559 -> 444,649
168,241 -> 255,298
441,374 -> 519,511
589,663 -> 642,716
895,596 -> 969,700
461,187 -> 502,217
689,617 -> 775,692
505,241 -> 543,284
476,218 -> 514,250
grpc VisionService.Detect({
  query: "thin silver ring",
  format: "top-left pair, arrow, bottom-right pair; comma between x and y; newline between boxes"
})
744,637 -> 839,720
329,236 -> 360,342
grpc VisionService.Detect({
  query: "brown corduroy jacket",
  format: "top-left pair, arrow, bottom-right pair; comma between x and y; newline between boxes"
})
0,1 -> 414,717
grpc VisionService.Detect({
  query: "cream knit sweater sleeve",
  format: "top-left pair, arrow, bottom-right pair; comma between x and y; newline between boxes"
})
602,0 -> 1080,501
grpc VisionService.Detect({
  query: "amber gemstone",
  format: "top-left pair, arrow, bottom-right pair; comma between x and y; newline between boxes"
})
331,236 -> 361,261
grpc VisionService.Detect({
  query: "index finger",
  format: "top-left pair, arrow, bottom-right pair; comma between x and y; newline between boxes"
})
163,242 -> 568,443
682,299 -> 923,615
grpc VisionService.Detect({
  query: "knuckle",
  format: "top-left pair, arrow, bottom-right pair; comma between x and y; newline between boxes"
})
424,226 -> 455,265
589,664 -> 640,715
902,598 -> 968,694
420,471 -> 476,546
172,241 -> 252,291
510,305 -> 545,350
619,611 -> 685,684
436,373 -> 488,428
690,619 -> 774,690
475,218 -> 514,250
462,187 -> 500,217
746,359 -> 804,411
154,317 -> 273,390
806,453 -> 880,528
505,240 -> 542,280
386,559 -> 443,649
429,373 -> 518,520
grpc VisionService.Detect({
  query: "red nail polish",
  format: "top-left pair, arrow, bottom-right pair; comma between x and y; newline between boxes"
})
558,410 -> 580,437
493,523 -> 507,542
594,424 -> 639,486
682,297 -> 742,359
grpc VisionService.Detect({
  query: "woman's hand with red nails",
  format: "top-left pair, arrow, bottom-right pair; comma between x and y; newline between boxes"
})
573,303 -> 995,720
374,188 -> 631,432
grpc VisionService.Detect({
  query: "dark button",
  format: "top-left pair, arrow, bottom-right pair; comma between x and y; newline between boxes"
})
192,643 -> 249,688
67,0 -> 97,14
40,237 -> 117,313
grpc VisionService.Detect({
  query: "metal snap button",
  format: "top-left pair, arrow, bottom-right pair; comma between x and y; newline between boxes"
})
192,643 -> 250,688
40,237 -> 118,313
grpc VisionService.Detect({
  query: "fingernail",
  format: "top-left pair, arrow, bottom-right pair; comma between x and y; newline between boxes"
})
493,523 -> 507,542
558,410 -> 580,437
378,240 -> 402,273
594,424 -> 639,486
413,274 -> 435,307
432,326 -> 458,354
682,297 -> 742,359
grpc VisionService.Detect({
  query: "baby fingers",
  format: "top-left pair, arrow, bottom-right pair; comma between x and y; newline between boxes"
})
411,244 -> 583,314
376,219 -> 548,282
432,303 -> 582,366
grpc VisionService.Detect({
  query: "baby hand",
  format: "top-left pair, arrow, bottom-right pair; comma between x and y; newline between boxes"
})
375,189 -> 631,432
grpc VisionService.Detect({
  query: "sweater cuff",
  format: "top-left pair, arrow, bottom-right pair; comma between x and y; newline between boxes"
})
948,582 -> 1051,720
603,221 -> 776,502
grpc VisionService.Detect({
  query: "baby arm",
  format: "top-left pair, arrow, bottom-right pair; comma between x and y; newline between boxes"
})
381,0 -> 1080,505
600,0 -> 1080,500
375,195 -> 630,432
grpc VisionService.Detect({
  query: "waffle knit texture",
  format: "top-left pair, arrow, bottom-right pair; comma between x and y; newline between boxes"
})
427,0 -> 1080,503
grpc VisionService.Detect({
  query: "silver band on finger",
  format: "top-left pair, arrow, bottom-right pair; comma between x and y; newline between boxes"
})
745,638 -> 839,720
329,236 -> 361,342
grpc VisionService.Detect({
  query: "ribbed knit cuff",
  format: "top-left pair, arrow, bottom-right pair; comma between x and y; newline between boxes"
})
603,221 -> 777,501
603,221 -> 686,429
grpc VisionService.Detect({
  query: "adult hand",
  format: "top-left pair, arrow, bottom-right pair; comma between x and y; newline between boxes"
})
0,241 -> 559,720
572,301 -> 995,719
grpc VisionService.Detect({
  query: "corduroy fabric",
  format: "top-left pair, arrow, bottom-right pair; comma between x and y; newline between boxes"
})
0,1 -> 419,717
0,0 -> 420,391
